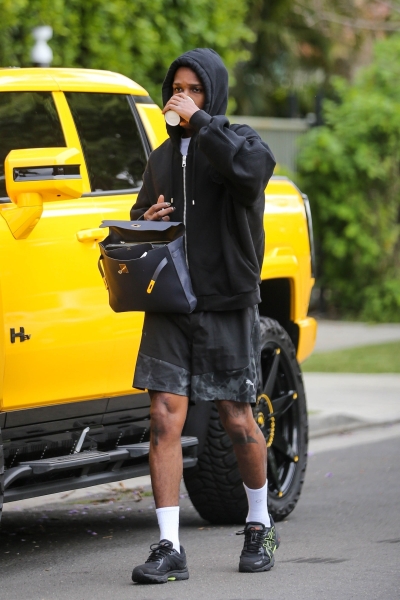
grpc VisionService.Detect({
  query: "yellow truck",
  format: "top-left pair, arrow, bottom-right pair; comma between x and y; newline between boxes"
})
0,68 -> 317,527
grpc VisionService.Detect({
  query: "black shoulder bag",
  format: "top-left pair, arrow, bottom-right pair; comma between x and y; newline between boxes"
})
98,220 -> 197,313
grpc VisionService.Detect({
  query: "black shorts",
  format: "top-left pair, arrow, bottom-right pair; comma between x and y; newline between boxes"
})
133,306 -> 260,404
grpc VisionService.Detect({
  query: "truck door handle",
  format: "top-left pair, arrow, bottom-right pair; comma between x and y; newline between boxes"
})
76,228 -> 106,243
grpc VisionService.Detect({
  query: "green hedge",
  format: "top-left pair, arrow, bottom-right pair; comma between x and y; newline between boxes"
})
298,35 -> 400,322
0,0 -> 252,108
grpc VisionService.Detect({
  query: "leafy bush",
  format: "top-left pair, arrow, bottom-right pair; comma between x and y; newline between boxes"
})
298,35 -> 400,322
0,0 -> 252,107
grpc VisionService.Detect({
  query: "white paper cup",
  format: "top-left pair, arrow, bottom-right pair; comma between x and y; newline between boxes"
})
164,110 -> 181,126
164,97 -> 195,126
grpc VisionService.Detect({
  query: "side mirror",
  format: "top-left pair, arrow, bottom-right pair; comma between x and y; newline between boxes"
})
1,147 -> 83,239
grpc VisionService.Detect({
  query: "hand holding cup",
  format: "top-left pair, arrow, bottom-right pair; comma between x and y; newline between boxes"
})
163,94 -> 199,127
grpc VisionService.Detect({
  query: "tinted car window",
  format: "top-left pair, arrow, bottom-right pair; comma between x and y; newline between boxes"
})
66,93 -> 146,192
0,92 -> 65,198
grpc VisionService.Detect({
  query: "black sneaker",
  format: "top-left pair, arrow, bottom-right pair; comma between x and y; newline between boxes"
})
237,518 -> 280,573
132,539 -> 189,584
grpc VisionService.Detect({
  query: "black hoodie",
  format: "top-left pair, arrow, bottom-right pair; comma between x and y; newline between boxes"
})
130,48 -> 276,311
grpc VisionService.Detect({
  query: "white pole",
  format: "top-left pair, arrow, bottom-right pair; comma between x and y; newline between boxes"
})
31,26 -> 53,67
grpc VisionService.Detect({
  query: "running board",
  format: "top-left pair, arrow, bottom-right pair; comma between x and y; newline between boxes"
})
119,435 -> 198,458
4,456 -> 198,503
5,436 -> 198,485
19,450 -> 110,475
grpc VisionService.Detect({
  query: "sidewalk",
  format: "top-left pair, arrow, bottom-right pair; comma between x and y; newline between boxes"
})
305,319 -> 400,437
304,372 -> 400,437
313,319 -> 400,353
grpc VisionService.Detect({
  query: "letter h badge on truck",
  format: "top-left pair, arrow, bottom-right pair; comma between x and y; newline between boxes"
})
10,327 -> 31,343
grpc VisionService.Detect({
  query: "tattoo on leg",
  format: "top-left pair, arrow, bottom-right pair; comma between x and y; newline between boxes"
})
232,434 -> 258,446
218,402 -> 248,419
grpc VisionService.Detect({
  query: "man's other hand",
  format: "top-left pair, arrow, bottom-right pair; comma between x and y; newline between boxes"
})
143,195 -> 175,221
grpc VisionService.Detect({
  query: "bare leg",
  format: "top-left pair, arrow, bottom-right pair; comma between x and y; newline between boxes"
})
216,400 -> 266,489
149,391 -> 189,507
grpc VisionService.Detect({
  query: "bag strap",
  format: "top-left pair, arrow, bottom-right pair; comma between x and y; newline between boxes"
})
147,257 -> 168,294
98,256 -> 108,289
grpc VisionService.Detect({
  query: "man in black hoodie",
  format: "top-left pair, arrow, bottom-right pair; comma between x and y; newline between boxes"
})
130,49 -> 278,584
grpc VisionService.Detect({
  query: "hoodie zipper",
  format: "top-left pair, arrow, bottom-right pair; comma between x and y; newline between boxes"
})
182,154 -> 189,267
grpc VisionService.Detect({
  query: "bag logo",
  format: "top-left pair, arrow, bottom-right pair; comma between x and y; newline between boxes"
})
118,264 -> 129,274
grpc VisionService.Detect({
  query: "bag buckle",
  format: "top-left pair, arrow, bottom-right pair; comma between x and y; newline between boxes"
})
147,280 -> 155,294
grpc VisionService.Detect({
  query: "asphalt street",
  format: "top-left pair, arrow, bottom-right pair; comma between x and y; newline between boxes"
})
1,424 -> 399,600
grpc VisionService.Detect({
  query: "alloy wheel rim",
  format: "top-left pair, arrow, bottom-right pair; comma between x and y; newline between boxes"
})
256,341 -> 301,499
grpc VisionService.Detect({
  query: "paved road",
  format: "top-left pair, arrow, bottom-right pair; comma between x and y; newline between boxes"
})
1,424 -> 399,600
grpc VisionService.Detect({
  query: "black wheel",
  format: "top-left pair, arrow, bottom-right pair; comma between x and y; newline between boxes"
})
184,317 -> 308,524
257,317 -> 308,520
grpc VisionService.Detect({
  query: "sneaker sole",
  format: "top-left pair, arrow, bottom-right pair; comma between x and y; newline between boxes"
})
132,568 -> 189,584
239,556 -> 275,573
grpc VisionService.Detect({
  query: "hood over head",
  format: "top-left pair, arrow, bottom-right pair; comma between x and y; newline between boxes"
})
162,48 -> 228,141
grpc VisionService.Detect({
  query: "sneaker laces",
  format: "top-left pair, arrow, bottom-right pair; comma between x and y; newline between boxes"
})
236,526 -> 265,553
145,541 -> 174,563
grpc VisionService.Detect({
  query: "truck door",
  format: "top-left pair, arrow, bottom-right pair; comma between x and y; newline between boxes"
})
0,90 -> 114,411
63,91 -> 150,397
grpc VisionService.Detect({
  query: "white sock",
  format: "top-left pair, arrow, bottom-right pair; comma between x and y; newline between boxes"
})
156,506 -> 180,551
243,480 -> 271,527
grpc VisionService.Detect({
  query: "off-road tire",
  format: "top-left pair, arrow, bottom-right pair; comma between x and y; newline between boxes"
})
184,317 -> 308,524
